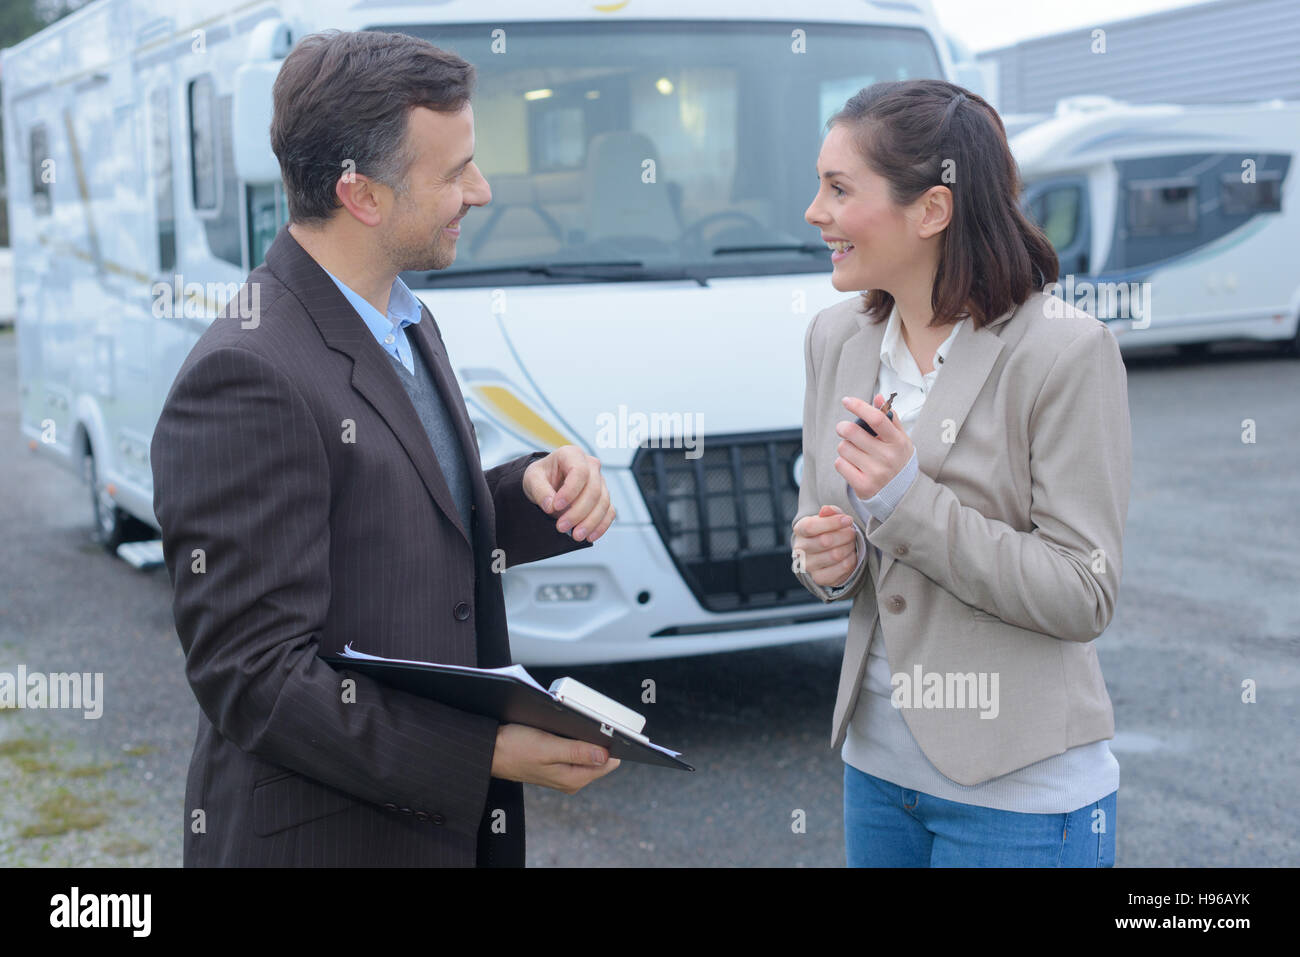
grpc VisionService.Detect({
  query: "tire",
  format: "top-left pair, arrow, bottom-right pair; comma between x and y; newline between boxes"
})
83,448 -> 154,554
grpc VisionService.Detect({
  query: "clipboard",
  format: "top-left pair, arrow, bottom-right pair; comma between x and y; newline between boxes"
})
321,645 -> 694,772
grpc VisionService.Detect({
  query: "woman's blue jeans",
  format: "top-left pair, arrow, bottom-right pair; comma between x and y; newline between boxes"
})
844,763 -> 1117,867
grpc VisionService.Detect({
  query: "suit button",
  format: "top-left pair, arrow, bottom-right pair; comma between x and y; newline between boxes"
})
894,544 -> 909,557
453,601 -> 470,620
415,811 -> 429,821
383,803 -> 397,811
431,814 -> 445,826
887,594 -> 907,614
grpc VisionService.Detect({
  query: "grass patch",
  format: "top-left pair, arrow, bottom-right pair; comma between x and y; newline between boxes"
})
13,756 -> 57,773
19,789 -> 107,838
0,737 -> 47,757
102,838 -> 150,857
67,761 -> 121,778
120,743 -> 155,757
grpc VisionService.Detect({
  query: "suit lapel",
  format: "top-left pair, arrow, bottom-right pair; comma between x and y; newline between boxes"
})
264,226 -> 481,550
833,298 -> 1019,583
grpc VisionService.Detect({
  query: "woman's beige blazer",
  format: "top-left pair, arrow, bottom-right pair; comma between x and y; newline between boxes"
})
791,290 -> 1131,785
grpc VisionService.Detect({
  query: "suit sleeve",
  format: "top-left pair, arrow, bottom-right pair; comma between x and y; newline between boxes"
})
151,345 -> 498,840
864,323 -> 1131,641
486,451 -> 595,568
790,309 -> 871,604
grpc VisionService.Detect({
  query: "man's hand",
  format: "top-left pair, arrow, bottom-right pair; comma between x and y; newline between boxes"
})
522,446 -> 615,542
490,723 -> 622,793
835,394 -> 915,500
792,505 -> 859,588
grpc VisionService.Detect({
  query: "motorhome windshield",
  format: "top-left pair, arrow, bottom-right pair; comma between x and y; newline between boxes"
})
380,20 -> 943,286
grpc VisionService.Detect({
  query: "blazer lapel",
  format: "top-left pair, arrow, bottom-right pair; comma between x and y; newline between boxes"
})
833,298 -> 1020,583
264,226 -> 480,550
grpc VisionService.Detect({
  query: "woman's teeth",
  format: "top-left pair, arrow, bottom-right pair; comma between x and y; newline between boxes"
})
826,240 -> 854,252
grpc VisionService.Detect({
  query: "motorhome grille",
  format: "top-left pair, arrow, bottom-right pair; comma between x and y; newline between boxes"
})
630,430 -> 816,612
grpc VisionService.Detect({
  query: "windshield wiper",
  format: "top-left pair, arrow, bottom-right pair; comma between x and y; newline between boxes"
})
710,242 -> 830,257
417,260 -> 710,286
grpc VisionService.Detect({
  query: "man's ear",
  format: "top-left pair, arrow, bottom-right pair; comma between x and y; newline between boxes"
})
334,173 -> 385,228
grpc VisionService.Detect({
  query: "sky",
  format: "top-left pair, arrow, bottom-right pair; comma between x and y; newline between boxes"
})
930,0 -> 1219,53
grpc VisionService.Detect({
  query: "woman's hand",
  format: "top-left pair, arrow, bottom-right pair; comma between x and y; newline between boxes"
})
792,505 -> 859,588
835,394 -> 915,500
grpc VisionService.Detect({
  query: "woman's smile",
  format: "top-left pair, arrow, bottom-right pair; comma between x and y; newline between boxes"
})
824,236 -> 857,263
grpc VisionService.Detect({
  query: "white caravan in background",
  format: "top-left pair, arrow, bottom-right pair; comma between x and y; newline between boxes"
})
4,0 -> 961,665
1012,95 -> 1300,355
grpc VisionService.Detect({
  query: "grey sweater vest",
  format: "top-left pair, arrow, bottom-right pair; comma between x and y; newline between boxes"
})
388,344 -> 475,537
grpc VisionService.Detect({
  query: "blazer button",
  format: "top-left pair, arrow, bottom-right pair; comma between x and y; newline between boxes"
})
431,813 -> 446,826
887,594 -> 907,614
894,544 -> 909,557
382,803 -> 397,811
453,601 -> 470,620
399,806 -> 412,814
414,811 -> 429,821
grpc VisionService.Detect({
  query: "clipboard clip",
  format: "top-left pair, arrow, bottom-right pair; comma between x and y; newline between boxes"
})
599,722 -> 614,737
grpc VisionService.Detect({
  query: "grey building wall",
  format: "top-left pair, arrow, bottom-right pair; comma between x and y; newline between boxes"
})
977,0 -> 1300,113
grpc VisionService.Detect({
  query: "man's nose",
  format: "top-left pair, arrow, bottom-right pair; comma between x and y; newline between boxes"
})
466,162 -> 491,206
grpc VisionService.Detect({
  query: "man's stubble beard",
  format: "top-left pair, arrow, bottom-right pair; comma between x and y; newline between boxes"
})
381,190 -> 456,274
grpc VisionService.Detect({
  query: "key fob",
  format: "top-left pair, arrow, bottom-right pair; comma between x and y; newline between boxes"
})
853,409 -> 894,437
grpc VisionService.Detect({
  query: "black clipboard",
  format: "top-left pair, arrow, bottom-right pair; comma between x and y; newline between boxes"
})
321,650 -> 694,772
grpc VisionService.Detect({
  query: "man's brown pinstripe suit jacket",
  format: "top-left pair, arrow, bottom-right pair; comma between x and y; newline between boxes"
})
151,225 -> 590,866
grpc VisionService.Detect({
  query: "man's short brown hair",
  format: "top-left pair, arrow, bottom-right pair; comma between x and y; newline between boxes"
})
270,29 -> 475,225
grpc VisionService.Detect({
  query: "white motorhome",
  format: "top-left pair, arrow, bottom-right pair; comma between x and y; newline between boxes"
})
4,0 -> 961,665
1012,95 -> 1300,355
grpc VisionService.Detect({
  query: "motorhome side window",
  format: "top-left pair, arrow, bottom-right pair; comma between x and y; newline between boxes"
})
29,125 -> 51,216
151,88 -> 177,273
1028,185 -> 1081,250
189,75 -> 218,211
1127,177 -> 1197,235
1220,170 -> 1283,215
247,183 -> 289,268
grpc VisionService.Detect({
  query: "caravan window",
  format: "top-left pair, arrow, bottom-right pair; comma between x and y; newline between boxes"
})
1127,177 -> 1197,235
247,182 -> 289,267
1220,171 -> 1282,215
1027,185 -> 1082,250
150,88 -> 176,273
189,75 -> 218,211
29,125 -> 51,216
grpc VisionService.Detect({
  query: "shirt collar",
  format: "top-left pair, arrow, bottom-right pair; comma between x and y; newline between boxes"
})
879,301 -> 966,385
320,266 -> 423,342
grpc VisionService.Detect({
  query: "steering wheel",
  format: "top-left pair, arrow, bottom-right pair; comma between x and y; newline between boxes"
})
678,210 -> 769,248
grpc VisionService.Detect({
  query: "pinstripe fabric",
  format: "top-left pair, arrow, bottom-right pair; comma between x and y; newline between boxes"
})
151,225 -> 591,866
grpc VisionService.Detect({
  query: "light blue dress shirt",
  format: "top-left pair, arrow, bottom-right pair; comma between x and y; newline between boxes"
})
320,266 -> 423,374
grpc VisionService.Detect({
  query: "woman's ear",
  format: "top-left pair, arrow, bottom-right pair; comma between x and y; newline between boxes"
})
914,185 -> 953,240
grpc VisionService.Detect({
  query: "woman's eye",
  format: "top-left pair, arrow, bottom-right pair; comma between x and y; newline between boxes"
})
831,184 -> 845,197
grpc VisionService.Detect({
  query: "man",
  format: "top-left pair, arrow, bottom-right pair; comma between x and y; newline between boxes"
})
151,29 -> 620,867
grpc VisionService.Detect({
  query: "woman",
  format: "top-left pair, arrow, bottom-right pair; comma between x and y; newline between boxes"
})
791,79 -> 1131,867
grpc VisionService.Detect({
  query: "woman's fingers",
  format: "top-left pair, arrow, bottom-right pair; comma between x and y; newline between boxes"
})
793,509 -> 858,575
